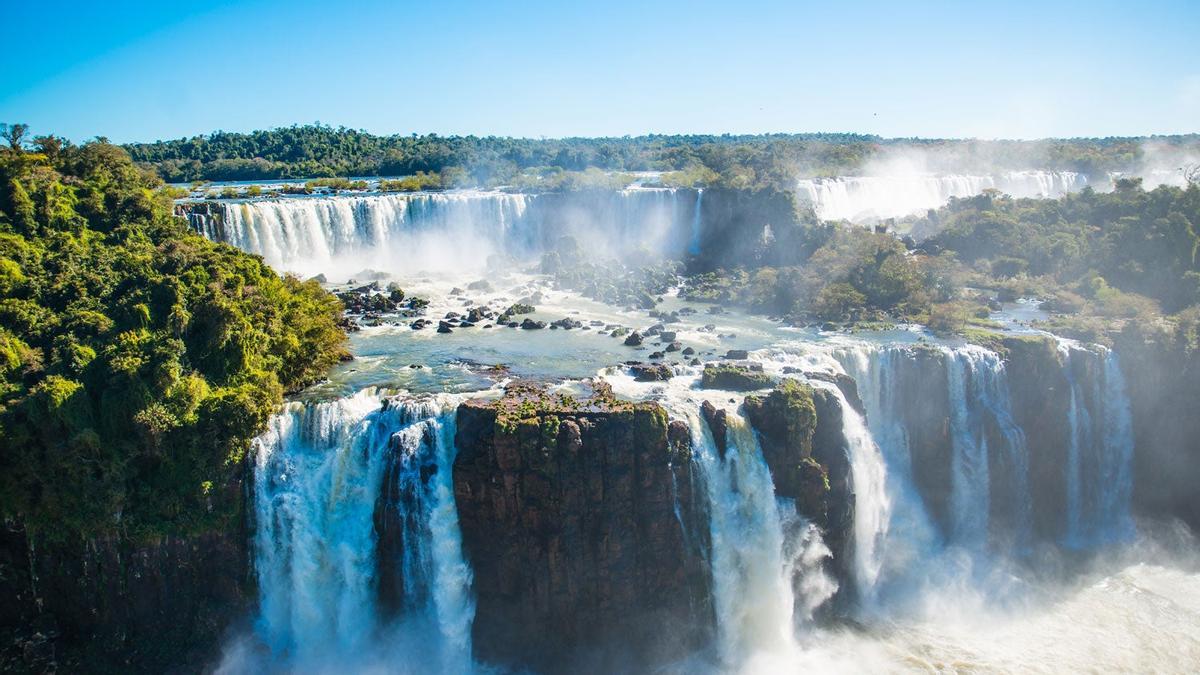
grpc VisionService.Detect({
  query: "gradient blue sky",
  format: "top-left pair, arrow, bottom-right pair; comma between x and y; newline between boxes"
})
1,0 -> 1197,143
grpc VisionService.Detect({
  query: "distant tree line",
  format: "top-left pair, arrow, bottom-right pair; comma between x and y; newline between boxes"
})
122,124 -> 1197,187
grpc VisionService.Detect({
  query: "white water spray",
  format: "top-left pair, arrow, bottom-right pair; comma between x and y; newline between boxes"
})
190,188 -> 698,278
809,380 -> 891,604
796,170 -> 1088,222
250,390 -> 474,672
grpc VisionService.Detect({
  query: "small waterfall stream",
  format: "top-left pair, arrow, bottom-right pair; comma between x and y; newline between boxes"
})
687,408 -> 802,664
1059,343 -> 1136,548
688,187 -> 704,256
809,380 -> 891,604
944,347 -> 1030,552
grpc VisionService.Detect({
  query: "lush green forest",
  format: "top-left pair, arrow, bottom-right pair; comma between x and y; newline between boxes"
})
124,123 -> 1197,186
917,180 -> 1200,338
683,180 -> 1200,342
0,124 -> 348,541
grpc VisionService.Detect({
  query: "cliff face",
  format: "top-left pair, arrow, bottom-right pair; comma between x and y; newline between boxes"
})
451,382 -> 711,673
743,378 -> 854,604
0,525 -> 251,673
999,336 -> 1072,542
880,346 -> 956,536
174,201 -> 226,240
689,187 -> 827,271
1116,324 -> 1200,529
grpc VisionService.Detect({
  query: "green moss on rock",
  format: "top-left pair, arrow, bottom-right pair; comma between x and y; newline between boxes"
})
700,362 -> 776,391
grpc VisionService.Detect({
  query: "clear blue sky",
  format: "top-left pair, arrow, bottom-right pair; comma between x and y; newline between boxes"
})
1,0 -> 1197,143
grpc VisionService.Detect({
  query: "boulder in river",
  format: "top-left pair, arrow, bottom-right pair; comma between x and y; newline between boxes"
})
701,363 -> 775,391
630,362 -> 673,382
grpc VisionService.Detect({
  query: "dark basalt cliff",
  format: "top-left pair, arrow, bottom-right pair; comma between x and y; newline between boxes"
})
0,525 -> 251,673
451,382 -> 711,673
999,336 -> 1072,542
1116,324 -> 1200,530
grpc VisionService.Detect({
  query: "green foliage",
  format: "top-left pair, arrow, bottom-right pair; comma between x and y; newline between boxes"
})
745,378 -> 818,456
684,228 -> 935,323
0,130 -> 348,541
379,171 -> 442,192
658,164 -> 721,188
921,184 -> 1200,313
305,177 -> 368,191
124,124 -> 1196,192
700,363 -> 776,391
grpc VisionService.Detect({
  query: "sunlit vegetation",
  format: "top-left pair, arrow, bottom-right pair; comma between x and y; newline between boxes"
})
125,124 -> 1196,189
916,181 -> 1200,326
683,178 -> 1199,339
0,123 -> 349,541
684,228 -> 948,323
305,177 -> 368,191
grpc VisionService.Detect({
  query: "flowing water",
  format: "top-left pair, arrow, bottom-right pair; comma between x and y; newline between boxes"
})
240,391 -> 477,673
198,190 -> 1194,673
1059,341 -> 1136,548
795,170 -> 1088,222
188,188 -> 700,279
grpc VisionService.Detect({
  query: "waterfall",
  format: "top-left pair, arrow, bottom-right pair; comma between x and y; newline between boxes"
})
688,188 -> 704,256
832,345 -> 942,592
190,188 -> 697,278
1097,351 -> 1135,541
251,390 -> 474,672
687,407 -> 805,665
833,339 -> 1140,568
1059,343 -> 1136,548
943,347 -> 1030,551
809,380 -> 891,604
218,192 -> 531,278
832,344 -> 1035,566
796,171 -> 1088,222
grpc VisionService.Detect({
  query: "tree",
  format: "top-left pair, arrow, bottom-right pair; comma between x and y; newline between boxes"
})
0,122 -> 29,151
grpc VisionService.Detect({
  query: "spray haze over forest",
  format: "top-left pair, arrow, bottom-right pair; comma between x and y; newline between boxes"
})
1,1 -> 1199,672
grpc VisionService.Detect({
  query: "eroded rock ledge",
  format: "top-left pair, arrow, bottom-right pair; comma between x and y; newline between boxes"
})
452,382 -> 711,672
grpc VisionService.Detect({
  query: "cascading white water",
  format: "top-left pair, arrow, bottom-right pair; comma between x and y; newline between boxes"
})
943,347 -> 1031,551
832,345 -> 942,576
796,171 -> 1088,222
603,365 -> 839,669
808,380 -> 891,604
195,188 -> 697,278
1059,342 -> 1136,548
688,187 -> 704,256
1097,350 -> 1135,541
687,409 -> 802,665
834,339 -> 1135,565
251,390 -> 474,672
944,350 -> 990,550
220,192 -> 531,278
831,344 -> 1032,566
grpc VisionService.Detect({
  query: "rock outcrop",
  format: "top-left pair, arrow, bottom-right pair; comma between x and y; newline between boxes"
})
743,379 -> 853,603
1115,322 -> 1200,530
452,382 -> 711,672
995,335 -> 1071,542
0,525 -> 251,673
700,362 -> 775,391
